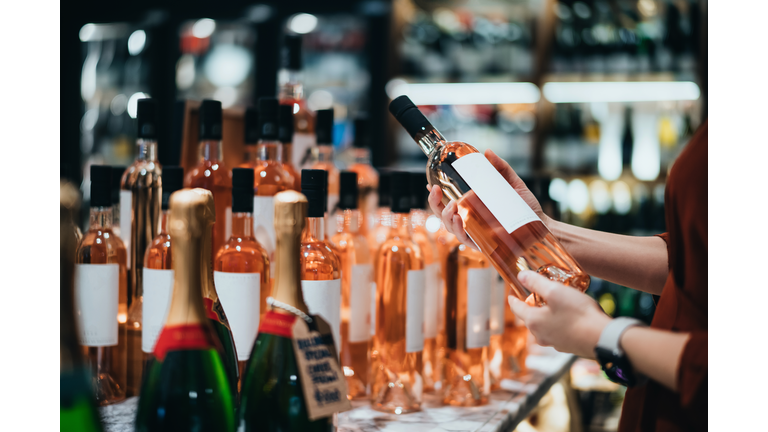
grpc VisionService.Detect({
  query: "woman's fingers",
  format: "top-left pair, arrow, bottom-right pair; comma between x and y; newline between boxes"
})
427,184 -> 445,216
508,296 -> 530,322
485,149 -> 523,187
518,270 -> 560,304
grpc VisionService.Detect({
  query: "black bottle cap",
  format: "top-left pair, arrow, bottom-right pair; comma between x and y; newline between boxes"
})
301,169 -> 328,218
258,97 -> 279,140
352,116 -> 368,149
90,165 -> 112,208
199,99 -> 223,140
137,99 -> 158,139
245,107 -> 259,144
388,95 -> 432,138
410,172 -> 429,210
339,171 -> 358,210
161,167 -> 184,210
278,104 -> 294,143
390,172 -> 412,214
315,109 -> 334,145
232,168 -> 255,213
281,34 -> 303,70
378,170 -> 391,208
111,166 -> 126,204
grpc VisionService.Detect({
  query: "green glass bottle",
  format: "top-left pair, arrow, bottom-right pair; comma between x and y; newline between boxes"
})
60,197 -> 104,432
135,189 -> 234,431
237,190 -> 333,432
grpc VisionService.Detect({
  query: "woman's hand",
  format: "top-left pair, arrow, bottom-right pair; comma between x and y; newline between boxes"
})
508,270 -> 611,359
427,149 -> 550,250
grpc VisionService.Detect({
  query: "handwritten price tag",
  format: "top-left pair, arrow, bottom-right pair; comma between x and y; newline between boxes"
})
291,315 -> 351,420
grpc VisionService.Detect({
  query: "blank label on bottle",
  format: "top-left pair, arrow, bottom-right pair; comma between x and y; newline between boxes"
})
370,282 -> 377,336
253,196 -> 276,273
452,153 -> 540,234
75,264 -> 119,347
302,279 -> 342,352
349,264 -> 372,343
406,269 -> 426,353
119,190 -> 132,268
424,263 -> 440,339
466,267 -> 492,349
214,271 -> 261,361
142,268 -> 174,353
490,272 -> 506,336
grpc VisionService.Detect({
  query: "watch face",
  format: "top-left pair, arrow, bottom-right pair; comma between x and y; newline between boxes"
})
595,346 -> 632,386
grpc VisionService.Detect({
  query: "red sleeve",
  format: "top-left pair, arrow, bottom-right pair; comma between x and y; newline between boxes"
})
678,331 -> 707,410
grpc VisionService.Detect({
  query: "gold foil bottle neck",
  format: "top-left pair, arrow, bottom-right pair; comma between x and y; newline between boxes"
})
197,188 -> 216,224
274,190 -> 308,233
271,190 -> 309,313
169,189 -> 208,239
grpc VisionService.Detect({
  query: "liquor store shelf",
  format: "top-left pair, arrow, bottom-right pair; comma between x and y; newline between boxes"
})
98,347 -> 575,432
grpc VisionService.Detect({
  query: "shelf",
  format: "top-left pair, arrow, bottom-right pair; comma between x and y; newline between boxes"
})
98,347 -> 576,432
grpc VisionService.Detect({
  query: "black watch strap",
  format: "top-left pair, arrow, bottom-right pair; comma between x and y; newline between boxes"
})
594,317 -> 647,387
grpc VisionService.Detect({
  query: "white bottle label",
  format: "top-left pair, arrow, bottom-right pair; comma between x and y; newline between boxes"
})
214,271 -> 261,361
423,263 -> 440,339
119,190 -> 132,268
466,267 -> 492,349
302,279 -> 342,352
253,196 -> 276,274
452,152 -> 540,234
348,264 -> 372,343
75,264 -> 119,347
293,132 -> 315,169
142,268 -> 174,353
490,272 -> 506,336
370,282 -> 377,336
406,269 -> 426,353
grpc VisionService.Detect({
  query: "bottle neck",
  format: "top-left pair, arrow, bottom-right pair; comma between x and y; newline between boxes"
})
157,210 -> 170,235
415,128 -> 447,157
201,224 -> 218,300
137,139 -> 159,161
282,142 -> 293,163
350,147 -> 371,165
165,220 -> 207,326
313,145 -> 334,163
390,212 -> 411,237
278,68 -> 304,101
199,139 -> 223,163
232,213 -> 254,238
303,217 -> 325,242
341,209 -> 360,233
257,140 -> 283,162
244,144 -> 258,163
271,203 -> 309,314
89,207 -> 113,230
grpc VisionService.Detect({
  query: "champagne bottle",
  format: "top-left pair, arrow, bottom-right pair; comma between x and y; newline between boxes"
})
61,200 -> 103,432
389,96 -> 590,304
135,189 -> 234,431
238,190 -> 334,431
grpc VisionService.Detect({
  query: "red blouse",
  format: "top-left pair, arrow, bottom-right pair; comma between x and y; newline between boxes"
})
619,121 -> 708,431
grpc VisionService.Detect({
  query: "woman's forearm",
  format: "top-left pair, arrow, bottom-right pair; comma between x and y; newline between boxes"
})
621,327 -> 689,391
547,219 -> 669,295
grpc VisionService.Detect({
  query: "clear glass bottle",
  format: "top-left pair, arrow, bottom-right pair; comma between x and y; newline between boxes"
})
308,109 -> 340,235
346,117 -> 379,236
278,104 -> 302,191
368,171 -> 391,257
389,96 -> 590,304
371,172 -> 425,414
185,100 -> 232,259
490,275 -> 529,389
409,172 -> 441,393
242,107 -> 260,166
299,169 -> 342,355
121,99 -> 162,397
278,34 -> 315,169
214,168 -> 271,387
331,172 -> 372,400
441,243 -> 491,406
75,166 -> 127,405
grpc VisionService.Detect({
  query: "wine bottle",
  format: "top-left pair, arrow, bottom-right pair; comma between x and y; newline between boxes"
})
242,98 -> 295,279
389,96 -> 590,304
142,167 -> 183,368
278,34 -> 315,169
135,189 -> 234,431
61,198 -> 104,432
409,172 -> 441,393
243,107 -> 260,165
237,190 -> 334,431
110,165 -> 126,240
368,170 -> 391,256
184,99 -> 233,257
442,242 -> 491,406
199,188 -> 241,403
214,168 -> 271,385
279,103 -> 302,191
308,109 -> 340,234
346,116 -> 379,236
122,98 -> 163,396
299,169 -> 342,355
75,165 -> 127,405
330,171 -> 372,399
371,171 -> 425,414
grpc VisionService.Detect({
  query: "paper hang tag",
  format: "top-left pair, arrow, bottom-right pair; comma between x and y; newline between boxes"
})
291,314 -> 351,420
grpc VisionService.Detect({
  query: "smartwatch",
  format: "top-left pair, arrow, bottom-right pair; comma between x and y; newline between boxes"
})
594,317 -> 647,387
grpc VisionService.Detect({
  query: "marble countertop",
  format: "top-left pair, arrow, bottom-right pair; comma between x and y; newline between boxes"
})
100,346 -> 575,432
